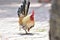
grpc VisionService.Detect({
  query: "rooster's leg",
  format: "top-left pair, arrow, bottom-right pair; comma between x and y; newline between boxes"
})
25,30 -> 28,34
23,26 -> 28,34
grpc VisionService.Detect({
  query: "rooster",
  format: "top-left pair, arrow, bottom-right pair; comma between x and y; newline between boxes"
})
17,0 -> 35,34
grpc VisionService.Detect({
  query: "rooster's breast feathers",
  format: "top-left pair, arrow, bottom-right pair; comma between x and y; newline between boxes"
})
22,14 -> 34,28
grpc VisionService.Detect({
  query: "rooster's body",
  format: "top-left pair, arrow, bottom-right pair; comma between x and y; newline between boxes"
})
17,0 -> 34,34
18,11 -> 34,33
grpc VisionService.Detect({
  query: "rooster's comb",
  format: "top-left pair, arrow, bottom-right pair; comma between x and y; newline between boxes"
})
32,10 -> 34,16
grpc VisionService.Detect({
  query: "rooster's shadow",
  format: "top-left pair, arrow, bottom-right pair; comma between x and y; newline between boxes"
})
18,33 -> 34,36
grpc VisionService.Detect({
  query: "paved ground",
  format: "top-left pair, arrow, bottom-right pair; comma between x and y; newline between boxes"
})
0,3 -> 51,40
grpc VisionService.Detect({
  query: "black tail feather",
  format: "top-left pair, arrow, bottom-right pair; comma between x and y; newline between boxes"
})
25,1 -> 30,16
22,0 -> 26,15
17,5 -> 23,17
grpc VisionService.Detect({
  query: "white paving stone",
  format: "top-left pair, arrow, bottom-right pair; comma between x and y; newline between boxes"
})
0,17 -> 49,40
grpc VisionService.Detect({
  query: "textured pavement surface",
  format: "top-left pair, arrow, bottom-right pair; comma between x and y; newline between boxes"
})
0,3 -> 51,40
